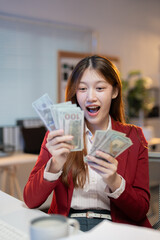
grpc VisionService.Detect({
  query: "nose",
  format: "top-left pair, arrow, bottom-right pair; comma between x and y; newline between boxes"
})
86,88 -> 97,102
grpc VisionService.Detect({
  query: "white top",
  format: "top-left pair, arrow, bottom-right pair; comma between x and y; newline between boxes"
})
44,116 -> 125,210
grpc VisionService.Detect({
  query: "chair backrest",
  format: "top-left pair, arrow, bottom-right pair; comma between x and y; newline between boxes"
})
17,118 -> 47,154
21,126 -> 46,154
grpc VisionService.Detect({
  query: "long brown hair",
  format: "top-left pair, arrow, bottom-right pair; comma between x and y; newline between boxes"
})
62,55 -> 125,188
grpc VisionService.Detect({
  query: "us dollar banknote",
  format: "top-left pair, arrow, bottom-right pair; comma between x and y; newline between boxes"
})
50,102 -> 73,129
54,107 -> 84,151
32,94 -> 84,151
32,93 -> 55,131
85,129 -> 132,167
97,130 -> 132,158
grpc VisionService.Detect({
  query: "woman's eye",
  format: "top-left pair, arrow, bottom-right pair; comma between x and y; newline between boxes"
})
96,87 -> 105,91
78,87 -> 87,91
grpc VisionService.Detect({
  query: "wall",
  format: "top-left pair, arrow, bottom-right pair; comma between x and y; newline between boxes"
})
0,0 -> 160,125
0,0 -> 160,80
0,16 -> 92,125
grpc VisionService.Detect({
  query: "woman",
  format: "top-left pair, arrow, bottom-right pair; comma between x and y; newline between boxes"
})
23,55 -> 152,231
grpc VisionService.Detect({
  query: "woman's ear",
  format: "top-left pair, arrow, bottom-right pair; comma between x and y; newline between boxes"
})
112,87 -> 118,99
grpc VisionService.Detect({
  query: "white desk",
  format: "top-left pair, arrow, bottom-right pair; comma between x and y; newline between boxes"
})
0,190 -> 47,236
0,152 -> 38,200
0,152 -> 38,167
148,138 -> 160,151
1,191 -> 160,240
148,152 -> 160,185
0,190 -> 83,239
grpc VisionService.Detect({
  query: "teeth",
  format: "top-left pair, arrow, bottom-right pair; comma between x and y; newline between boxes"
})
87,106 -> 100,113
87,106 -> 98,109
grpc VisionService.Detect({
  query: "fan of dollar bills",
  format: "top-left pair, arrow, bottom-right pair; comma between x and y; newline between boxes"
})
32,93 -> 132,156
32,93 -> 84,151
90,129 -> 133,158
84,129 -> 133,169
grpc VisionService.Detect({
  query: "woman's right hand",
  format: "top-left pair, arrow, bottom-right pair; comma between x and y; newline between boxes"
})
45,129 -> 74,173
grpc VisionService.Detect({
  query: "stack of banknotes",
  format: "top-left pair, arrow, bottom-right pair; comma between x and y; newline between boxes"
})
85,129 -> 133,169
32,93 -> 132,156
32,93 -> 84,151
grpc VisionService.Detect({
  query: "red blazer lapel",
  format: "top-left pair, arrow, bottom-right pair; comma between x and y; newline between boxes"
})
116,151 -> 129,176
111,118 -> 130,177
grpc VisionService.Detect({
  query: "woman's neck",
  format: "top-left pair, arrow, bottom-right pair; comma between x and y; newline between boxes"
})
86,117 -> 110,136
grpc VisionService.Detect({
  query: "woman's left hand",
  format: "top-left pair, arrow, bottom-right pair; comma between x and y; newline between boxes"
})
86,150 -> 122,192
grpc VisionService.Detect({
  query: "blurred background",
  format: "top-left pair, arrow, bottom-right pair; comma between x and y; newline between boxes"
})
0,0 -> 160,227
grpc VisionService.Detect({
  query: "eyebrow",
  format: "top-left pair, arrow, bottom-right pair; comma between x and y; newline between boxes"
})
79,80 -> 107,84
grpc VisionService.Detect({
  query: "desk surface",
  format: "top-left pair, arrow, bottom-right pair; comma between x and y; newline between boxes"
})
148,138 -> 160,146
149,151 -> 160,162
0,191 -> 82,239
0,190 -> 46,236
0,152 -> 38,167
1,191 -> 160,240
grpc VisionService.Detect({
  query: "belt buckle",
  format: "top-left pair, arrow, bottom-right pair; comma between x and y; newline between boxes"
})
86,211 -> 94,218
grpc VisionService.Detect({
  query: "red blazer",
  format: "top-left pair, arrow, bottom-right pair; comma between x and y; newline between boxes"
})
23,118 -> 152,228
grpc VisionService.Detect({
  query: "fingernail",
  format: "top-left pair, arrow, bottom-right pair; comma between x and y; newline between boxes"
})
69,136 -> 74,139
59,129 -> 64,133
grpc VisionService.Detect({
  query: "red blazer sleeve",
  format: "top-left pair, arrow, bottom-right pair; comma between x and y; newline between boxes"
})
110,125 -> 151,225
23,132 -> 61,209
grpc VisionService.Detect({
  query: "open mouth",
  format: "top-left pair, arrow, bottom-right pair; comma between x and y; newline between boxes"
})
86,106 -> 100,113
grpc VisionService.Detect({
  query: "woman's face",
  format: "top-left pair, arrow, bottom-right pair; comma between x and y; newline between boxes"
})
76,68 -> 118,133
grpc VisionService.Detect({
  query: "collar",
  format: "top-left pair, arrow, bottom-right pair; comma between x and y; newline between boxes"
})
85,115 -> 112,137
